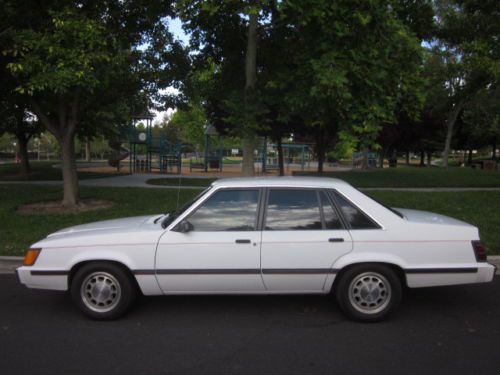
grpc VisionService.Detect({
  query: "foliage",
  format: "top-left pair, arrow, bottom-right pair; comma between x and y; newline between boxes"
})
169,103 -> 207,150
177,0 -> 428,173
460,87 -> 500,153
5,10 -> 111,96
1,0 -> 188,205
432,0 -> 500,166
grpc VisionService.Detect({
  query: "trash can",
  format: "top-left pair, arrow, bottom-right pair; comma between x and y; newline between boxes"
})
483,160 -> 497,171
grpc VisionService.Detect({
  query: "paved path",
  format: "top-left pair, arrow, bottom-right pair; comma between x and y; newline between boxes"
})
1,274 -> 499,375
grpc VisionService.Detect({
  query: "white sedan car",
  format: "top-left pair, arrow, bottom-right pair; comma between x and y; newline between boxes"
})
17,177 -> 495,321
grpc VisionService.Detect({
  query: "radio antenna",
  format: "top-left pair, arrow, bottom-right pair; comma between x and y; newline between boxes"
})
176,160 -> 182,210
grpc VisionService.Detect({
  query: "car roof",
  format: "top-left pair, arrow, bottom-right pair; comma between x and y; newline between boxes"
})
210,176 -> 352,189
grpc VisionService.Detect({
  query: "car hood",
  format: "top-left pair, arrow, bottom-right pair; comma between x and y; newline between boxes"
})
46,214 -> 165,238
394,208 -> 472,227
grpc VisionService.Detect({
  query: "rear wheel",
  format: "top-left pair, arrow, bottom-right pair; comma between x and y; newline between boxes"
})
335,264 -> 402,322
70,262 -> 137,320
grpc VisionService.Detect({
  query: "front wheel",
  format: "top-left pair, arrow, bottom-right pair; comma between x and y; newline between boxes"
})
335,264 -> 402,322
70,263 -> 137,320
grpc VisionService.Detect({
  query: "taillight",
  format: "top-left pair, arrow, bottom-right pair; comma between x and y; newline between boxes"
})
23,248 -> 41,266
471,241 -> 487,262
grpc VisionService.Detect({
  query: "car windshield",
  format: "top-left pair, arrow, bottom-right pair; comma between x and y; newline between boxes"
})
161,187 -> 212,229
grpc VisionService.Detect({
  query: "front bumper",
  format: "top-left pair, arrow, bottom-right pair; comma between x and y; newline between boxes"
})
16,266 -> 68,291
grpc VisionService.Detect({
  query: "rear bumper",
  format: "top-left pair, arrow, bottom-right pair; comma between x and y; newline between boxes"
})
406,263 -> 496,288
16,266 -> 68,291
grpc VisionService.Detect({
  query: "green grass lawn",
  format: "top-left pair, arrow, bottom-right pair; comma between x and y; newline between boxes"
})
366,191 -> 500,256
0,161 -> 128,181
146,177 -> 217,187
0,184 -> 498,256
0,184 -> 200,256
294,166 -> 500,187
146,166 -> 500,188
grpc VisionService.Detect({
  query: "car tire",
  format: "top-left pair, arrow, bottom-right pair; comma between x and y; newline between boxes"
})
334,264 -> 402,322
70,262 -> 137,320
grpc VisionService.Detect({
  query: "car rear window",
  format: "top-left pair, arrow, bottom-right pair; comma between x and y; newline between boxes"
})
331,191 -> 381,229
265,189 -> 322,230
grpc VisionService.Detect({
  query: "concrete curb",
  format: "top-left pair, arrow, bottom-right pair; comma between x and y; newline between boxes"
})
0,257 -> 23,274
1,255 -> 499,275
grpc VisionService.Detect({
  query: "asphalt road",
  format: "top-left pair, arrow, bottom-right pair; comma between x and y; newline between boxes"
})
1,275 -> 499,375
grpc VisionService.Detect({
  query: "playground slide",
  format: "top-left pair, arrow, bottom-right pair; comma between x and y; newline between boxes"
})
108,141 -> 130,168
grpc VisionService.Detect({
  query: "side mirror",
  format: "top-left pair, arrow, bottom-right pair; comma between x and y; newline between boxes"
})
175,220 -> 194,233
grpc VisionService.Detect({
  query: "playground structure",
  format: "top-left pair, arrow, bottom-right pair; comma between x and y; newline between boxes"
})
106,114 -> 339,175
258,138 -> 313,173
189,124 -> 224,172
352,150 -> 379,169
109,114 -> 225,175
126,113 -> 184,174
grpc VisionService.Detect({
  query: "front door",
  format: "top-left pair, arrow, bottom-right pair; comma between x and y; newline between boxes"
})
261,189 -> 353,292
156,188 -> 265,293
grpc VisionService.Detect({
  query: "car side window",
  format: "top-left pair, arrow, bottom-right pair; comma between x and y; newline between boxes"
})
319,191 -> 343,229
331,191 -> 380,229
265,189 -> 322,230
188,189 -> 259,231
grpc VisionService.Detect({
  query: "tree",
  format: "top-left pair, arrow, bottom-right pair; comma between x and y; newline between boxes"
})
0,104 -> 41,174
460,87 -> 500,160
0,62 -> 42,173
179,0 -> 427,174
169,104 -> 207,151
2,1 -> 187,206
434,0 -> 500,167
178,0 -> 264,176
276,0 -> 426,172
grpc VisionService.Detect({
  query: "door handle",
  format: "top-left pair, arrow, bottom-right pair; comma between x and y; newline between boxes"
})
235,239 -> 251,244
329,238 -> 344,243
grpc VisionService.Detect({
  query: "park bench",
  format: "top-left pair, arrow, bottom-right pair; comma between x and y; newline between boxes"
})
189,159 -> 205,172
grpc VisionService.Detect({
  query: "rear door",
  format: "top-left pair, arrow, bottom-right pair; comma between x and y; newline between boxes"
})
260,188 -> 353,292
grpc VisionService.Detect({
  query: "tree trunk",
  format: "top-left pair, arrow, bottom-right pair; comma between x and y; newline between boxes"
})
61,133 -> 79,207
378,150 -> 384,168
361,148 -> 369,169
276,137 -> 284,176
241,138 -> 255,176
30,96 -> 80,207
420,150 -> 425,166
405,150 -> 410,165
426,151 -> 432,166
17,134 -> 31,174
388,150 -> 397,168
492,141 -> 497,160
442,101 -> 465,168
241,6 -> 258,177
467,148 -> 473,165
316,144 -> 325,174
317,152 -> 325,174
85,136 -> 91,162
